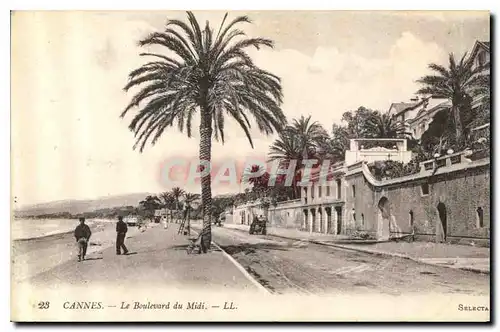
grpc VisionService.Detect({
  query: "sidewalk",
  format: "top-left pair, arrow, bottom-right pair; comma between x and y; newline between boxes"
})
25,223 -> 263,293
223,223 -> 490,274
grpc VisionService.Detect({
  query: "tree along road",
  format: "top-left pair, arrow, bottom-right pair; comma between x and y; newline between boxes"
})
197,226 -> 489,296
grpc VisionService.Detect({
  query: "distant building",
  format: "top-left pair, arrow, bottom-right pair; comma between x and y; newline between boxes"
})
389,40 -> 489,140
470,40 -> 490,71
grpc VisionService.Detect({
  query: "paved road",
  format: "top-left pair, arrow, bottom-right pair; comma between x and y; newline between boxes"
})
203,226 -> 490,296
23,225 -> 258,292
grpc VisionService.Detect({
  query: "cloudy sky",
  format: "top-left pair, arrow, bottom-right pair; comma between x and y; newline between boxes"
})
11,11 -> 489,205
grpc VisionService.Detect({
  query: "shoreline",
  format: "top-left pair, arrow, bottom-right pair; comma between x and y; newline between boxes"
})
12,219 -> 112,242
11,221 -> 134,283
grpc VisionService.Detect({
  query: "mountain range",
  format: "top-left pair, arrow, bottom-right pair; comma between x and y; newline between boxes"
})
14,193 -> 152,218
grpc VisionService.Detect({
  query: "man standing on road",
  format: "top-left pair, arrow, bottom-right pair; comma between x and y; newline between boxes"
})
116,216 -> 129,255
74,217 -> 92,262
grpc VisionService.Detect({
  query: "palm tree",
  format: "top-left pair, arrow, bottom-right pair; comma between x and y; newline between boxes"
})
170,187 -> 185,210
319,124 -> 350,162
268,130 -> 304,199
364,112 -> 408,139
268,116 -> 327,198
139,195 -> 162,222
121,12 -> 286,253
182,192 -> 201,236
159,192 -> 175,222
289,115 -> 329,157
469,72 -> 490,128
416,53 -> 488,143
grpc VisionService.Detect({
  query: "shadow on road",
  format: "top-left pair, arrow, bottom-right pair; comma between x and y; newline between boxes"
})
84,257 -> 103,261
221,243 -> 289,255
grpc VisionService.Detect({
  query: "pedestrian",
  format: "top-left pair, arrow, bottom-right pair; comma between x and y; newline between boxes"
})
116,216 -> 129,255
74,217 -> 92,262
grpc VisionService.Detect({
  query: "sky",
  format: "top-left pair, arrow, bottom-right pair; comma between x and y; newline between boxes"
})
11,10 -> 489,206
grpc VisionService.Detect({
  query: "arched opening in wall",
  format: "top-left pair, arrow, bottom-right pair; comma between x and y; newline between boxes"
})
377,197 -> 391,240
336,179 -> 342,199
325,207 -> 332,234
409,210 -> 414,230
476,207 -> 484,228
361,213 -> 365,227
302,210 -> 308,231
335,206 -> 342,234
436,202 -> 447,242
310,209 -> 316,232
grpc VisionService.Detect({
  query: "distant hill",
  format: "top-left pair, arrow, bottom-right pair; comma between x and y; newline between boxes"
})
14,193 -> 152,218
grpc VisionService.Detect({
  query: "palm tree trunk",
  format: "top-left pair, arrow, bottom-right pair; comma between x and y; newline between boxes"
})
199,111 -> 212,253
451,105 -> 463,144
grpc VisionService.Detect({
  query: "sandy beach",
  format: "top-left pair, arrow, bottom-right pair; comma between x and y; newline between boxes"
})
11,220 -> 141,283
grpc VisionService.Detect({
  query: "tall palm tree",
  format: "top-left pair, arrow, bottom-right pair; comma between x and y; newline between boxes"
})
416,53 -> 488,143
121,12 -> 286,253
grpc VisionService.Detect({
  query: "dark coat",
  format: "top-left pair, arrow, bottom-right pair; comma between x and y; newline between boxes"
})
116,221 -> 128,234
74,224 -> 91,241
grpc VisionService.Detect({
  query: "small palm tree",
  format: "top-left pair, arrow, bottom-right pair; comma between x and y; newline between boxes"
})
364,112 -> 408,139
182,192 -> 201,236
289,115 -> 329,157
170,187 -> 185,211
121,12 -> 286,253
416,53 -> 488,142
159,192 -> 175,222
139,195 -> 162,222
268,116 -> 327,198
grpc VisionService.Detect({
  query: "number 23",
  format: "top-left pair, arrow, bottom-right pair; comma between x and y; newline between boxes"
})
37,301 -> 50,309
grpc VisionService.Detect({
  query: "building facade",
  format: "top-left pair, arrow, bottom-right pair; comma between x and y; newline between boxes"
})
229,138 -> 490,246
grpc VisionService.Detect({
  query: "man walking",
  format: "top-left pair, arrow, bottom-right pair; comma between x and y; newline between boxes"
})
74,217 -> 92,262
116,216 -> 129,255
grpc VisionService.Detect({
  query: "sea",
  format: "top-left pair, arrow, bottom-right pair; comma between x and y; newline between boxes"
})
11,218 -> 100,241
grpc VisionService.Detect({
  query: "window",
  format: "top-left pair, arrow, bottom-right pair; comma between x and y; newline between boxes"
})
478,51 -> 486,67
336,179 -> 342,199
311,186 -> 315,199
352,185 -> 356,198
361,213 -> 365,226
421,183 -> 429,196
409,210 -> 414,228
326,185 -> 331,196
476,207 -> 484,228
318,186 -> 322,198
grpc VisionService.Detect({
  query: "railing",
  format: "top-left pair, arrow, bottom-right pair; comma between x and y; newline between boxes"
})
345,150 -> 412,165
419,152 -> 469,172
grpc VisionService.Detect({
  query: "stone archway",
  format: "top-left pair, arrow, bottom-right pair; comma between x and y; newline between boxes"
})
377,197 -> 391,241
436,202 -> 447,242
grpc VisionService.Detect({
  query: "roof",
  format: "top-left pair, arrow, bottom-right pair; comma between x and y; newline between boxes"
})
470,40 -> 490,60
477,41 -> 490,51
389,97 -> 429,116
389,102 -> 419,115
408,99 -> 451,122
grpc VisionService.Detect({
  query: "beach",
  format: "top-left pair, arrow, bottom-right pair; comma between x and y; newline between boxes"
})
11,219 -> 141,283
